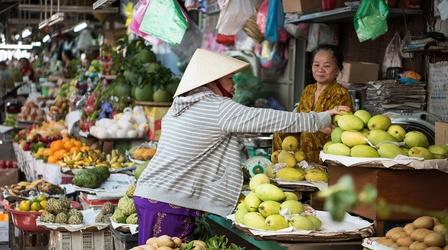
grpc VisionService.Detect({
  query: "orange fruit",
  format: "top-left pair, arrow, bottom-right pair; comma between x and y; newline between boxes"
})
63,141 -> 74,150
70,147 -> 79,153
50,140 -> 64,152
54,149 -> 68,160
47,156 -> 58,163
73,141 -> 82,147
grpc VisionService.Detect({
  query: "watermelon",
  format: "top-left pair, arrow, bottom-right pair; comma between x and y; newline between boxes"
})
153,88 -> 172,102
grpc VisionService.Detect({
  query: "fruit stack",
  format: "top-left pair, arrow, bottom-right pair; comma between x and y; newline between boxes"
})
39,198 -> 84,225
7,179 -> 64,197
269,136 -> 328,182
375,216 -> 447,249
48,98 -> 70,121
16,194 -> 48,212
17,101 -> 45,123
324,110 -> 448,159
95,202 -> 115,223
111,184 -> 138,224
235,174 -> 321,231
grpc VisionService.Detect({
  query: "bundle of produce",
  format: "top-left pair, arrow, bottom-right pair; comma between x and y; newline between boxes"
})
3,114 -> 16,127
17,101 -> 45,122
39,198 -> 83,225
269,136 -> 328,182
235,174 -> 321,231
7,179 -> 64,197
48,97 -> 70,120
72,166 -> 110,189
132,235 -> 245,250
131,144 -> 157,161
375,216 -> 447,249
111,184 -> 137,224
89,106 -> 147,139
15,194 -> 47,212
324,110 -> 448,160
95,202 -> 115,223
44,137 -> 89,164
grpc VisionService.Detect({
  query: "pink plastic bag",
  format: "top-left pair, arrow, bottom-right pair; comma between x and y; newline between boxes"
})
129,0 -> 161,45
257,0 -> 268,35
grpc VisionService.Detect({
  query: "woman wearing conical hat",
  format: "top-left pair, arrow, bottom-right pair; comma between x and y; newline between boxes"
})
134,49 -> 350,244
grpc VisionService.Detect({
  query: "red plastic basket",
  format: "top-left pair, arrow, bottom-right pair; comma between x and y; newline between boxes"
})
4,202 -> 46,232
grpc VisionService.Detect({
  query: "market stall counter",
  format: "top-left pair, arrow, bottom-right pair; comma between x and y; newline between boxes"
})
322,152 -> 448,236
206,214 -> 363,250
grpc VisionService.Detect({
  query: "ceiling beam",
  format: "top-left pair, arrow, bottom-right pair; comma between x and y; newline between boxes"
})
18,4 -> 118,14
8,18 -> 41,25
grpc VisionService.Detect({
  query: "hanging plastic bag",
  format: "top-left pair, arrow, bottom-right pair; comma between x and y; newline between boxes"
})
306,23 -> 339,52
139,0 -> 189,45
129,0 -> 162,45
354,0 -> 389,42
256,0 -> 268,35
216,0 -> 256,35
171,22 -> 203,65
400,31 -> 413,59
265,0 -> 285,43
382,32 -> 402,78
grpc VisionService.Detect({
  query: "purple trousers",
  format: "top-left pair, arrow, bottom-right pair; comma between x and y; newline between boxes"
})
134,196 -> 202,245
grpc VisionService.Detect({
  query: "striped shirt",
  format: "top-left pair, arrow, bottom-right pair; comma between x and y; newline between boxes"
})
135,88 -> 331,217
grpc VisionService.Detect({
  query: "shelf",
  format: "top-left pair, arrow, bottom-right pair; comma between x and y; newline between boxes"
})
93,0 -> 116,10
134,101 -> 172,107
285,6 -> 423,24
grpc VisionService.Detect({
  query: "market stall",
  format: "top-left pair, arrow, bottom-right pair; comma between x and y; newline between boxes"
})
0,0 -> 447,249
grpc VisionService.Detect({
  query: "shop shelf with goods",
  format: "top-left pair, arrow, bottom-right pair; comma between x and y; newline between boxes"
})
285,6 -> 423,24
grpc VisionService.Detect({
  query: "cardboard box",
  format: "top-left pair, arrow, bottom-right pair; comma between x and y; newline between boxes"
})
0,168 -> 18,186
339,61 -> 380,84
283,0 -> 322,13
435,122 -> 448,145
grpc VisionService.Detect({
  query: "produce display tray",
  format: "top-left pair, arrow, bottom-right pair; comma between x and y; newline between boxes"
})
229,211 -> 374,243
320,151 -> 448,173
271,179 -> 324,192
234,224 -> 374,243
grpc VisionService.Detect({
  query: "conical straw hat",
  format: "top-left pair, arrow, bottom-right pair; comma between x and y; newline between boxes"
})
174,49 -> 249,97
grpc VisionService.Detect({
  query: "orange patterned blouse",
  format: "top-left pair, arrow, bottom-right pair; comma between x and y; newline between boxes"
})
273,82 -> 352,163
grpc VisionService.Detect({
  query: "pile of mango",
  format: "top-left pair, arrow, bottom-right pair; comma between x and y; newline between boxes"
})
324,110 -> 448,159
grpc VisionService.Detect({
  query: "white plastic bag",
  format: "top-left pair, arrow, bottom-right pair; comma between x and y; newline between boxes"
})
216,0 -> 256,35
306,23 -> 339,52
382,32 -> 402,78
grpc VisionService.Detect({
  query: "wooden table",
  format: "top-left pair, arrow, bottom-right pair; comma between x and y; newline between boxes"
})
326,160 -> 448,235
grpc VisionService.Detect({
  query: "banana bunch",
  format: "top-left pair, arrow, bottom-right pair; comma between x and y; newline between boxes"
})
59,149 -> 106,168
106,150 -> 126,169
7,179 -> 64,196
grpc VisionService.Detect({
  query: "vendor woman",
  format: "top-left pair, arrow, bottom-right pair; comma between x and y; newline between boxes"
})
273,45 -> 353,163
134,48 -> 350,244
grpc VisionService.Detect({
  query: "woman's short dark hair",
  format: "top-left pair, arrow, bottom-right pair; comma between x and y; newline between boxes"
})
311,44 -> 343,70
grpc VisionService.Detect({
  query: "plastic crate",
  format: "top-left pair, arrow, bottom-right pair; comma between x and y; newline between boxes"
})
49,229 -> 114,250
111,227 -> 138,250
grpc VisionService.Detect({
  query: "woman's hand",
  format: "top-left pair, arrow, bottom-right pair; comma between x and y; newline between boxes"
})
328,105 -> 351,116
